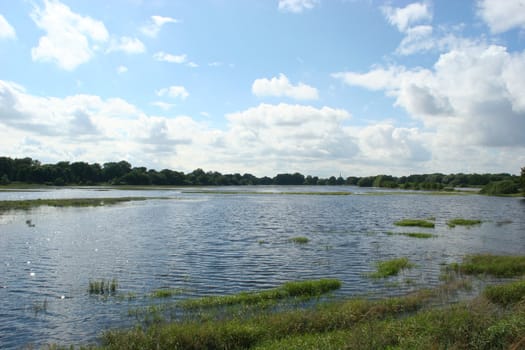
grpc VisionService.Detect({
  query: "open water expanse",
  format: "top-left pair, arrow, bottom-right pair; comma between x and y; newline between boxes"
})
1,186 -> 524,349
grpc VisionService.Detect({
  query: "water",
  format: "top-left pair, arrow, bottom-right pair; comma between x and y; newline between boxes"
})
0,186 -> 524,348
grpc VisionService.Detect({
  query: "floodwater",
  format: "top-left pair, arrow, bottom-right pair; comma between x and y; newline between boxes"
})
0,186 -> 524,348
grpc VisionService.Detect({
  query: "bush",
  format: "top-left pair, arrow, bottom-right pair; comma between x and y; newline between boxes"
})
480,180 -> 519,195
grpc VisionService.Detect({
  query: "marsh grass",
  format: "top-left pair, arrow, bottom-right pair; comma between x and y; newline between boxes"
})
0,197 -> 166,211
288,236 -> 309,244
394,219 -> 435,228
449,254 -> 525,277
386,232 -> 436,239
368,257 -> 414,278
484,280 -> 525,305
89,279 -> 118,295
180,279 -> 341,309
150,288 -> 185,298
447,218 -> 482,227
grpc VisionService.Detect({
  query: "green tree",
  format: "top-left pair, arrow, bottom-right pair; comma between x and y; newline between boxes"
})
521,167 -> 525,196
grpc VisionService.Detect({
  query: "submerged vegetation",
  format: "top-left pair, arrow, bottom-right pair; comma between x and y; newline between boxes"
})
447,218 -> 482,227
386,232 -> 436,239
394,219 -> 435,228
180,279 -> 341,309
368,257 -> 414,278
288,236 -> 309,244
0,197 -> 159,211
89,279 -> 118,295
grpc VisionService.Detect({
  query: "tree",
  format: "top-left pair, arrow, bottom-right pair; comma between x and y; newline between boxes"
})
521,167 -> 525,196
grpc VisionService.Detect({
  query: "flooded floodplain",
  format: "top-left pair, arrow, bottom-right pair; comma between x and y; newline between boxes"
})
0,186 -> 524,348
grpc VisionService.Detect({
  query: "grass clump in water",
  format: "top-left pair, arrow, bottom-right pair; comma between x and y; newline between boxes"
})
447,218 -> 482,227
386,232 -> 436,239
288,236 -> 309,244
89,278 -> 118,295
150,288 -> 184,299
484,280 -> 525,305
369,257 -> 414,278
180,279 -> 341,309
449,254 -> 525,277
394,219 -> 435,228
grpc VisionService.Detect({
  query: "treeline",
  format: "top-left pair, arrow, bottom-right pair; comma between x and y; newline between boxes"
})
0,157 -> 522,194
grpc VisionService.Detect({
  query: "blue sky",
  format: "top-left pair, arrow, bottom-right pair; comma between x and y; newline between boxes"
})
1,0 -> 524,177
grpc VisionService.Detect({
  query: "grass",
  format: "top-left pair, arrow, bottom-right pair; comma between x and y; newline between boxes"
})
288,236 -> 309,244
89,279 -> 118,295
150,288 -> 185,298
368,257 -> 415,278
394,219 -> 435,228
386,232 -> 436,239
484,280 -> 525,305
447,218 -> 482,227
0,197 -> 165,211
449,254 -> 525,277
179,279 -> 341,309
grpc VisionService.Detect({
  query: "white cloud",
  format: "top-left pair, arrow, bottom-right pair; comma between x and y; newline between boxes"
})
154,51 -> 187,63
333,44 -> 525,150
278,0 -> 319,13
30,0 -> 109,70
140,15 -> 178,38
108,36 -> 145,54
381,2 -> 432,33
157,86 -> 189,100
477,0 -> 525,33
0,14 -> 16,39
117,65 -> 128,74
252,74 -> 319,100
151,101 -> 175,110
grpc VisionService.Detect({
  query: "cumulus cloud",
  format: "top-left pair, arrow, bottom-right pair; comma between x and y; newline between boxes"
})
224,103 -> 356,161
252,74 -> 319,100
30,0 -> 109,70
116,65 -> 128,74
381,2 -> 432,33
108,36 -> 145,54
140,15 -> 178,38
477,0 -> 525,33
157,86 -> 189,100
154,51 -> 187,63
333,44 -> 525,149
278,0 -> 319,13
0,14 -> 16,39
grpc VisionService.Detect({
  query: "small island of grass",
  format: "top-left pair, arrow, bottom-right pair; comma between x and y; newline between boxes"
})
386,232 -> 436,239
447,218 -> 482,228
368,257 -> 414,278
394,219 -> 435,228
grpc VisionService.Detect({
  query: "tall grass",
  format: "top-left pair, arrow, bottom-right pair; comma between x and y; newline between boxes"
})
450,254 -> 525,277
368,257 -> 414,278
89,279 -> 118,295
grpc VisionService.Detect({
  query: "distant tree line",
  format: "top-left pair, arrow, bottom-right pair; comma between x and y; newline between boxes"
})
0,157 -> 522,195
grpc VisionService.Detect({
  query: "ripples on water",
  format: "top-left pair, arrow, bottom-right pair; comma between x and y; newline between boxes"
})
0,187 -> 524,348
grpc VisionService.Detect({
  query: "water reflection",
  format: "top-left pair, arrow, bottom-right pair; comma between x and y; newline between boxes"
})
0,188 -> 524,348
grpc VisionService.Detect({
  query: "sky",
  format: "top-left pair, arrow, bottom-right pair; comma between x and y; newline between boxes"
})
0,0 -> 524,177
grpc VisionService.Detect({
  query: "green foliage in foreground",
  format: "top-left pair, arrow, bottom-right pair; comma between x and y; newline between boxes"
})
450,254 -> 525,277
0,197 -> 155,211
368,257 -> 414,278
386,232 -> 436,239
447,218 -> 482,227
180,279 -> 341,309
393,219 -> 435,228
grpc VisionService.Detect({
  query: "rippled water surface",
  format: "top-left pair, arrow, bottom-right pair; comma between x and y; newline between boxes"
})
1,186 -> 524,348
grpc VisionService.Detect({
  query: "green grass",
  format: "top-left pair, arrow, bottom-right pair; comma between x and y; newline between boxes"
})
288,236 -> 309,244
449,254 -> 525,277
182,190 -> 352,195
484,280 -> 525,305
368,257 -> 415,278
394,219 -> 435,228
150,288 -> 185,298
89,279 -> 118,295
447,218 -> 482,227
180,279 -> 341,309
386,232 -> 437,239
0,197 -> 165,211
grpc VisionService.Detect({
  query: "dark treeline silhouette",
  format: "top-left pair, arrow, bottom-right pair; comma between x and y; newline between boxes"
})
0,157 -> 521,194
